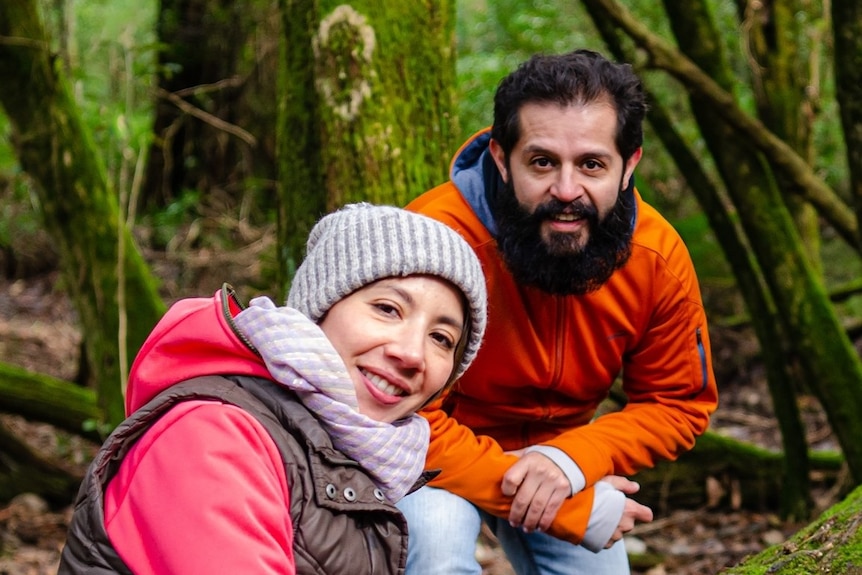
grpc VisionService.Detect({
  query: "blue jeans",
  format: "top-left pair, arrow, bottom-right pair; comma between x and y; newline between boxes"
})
397,486 -> 630,575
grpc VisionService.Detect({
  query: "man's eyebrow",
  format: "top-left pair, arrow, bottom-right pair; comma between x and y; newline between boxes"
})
520,144 -> 614,161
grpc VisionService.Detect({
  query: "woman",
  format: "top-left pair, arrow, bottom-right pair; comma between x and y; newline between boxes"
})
58,203 -> 487,574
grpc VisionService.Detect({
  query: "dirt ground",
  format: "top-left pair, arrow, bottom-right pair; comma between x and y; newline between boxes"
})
0,241 -> 844,575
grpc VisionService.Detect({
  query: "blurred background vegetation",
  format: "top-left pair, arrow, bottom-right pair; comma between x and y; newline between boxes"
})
2,0 -> 856,308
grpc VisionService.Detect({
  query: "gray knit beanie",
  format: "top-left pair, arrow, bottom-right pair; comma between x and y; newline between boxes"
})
287,202 -> 487,380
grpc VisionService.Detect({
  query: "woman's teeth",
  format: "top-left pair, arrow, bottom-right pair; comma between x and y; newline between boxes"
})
362,369 -> 404,397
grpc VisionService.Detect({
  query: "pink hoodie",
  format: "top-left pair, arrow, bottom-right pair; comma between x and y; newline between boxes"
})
105,288 -> 297,574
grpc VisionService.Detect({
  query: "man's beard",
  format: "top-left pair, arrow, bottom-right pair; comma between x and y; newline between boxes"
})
491,180 -> 635,295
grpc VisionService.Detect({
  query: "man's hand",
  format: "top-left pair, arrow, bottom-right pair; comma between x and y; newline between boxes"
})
599,475 -> 654,548
501,451 -> 570,533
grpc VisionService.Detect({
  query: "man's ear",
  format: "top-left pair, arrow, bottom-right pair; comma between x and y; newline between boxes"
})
623,147 -> 643,184
489,138 -> 509,183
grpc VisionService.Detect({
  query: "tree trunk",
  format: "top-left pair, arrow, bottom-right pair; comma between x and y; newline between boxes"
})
0,0 -> 166,426
833,0 -> 862,240
744,0 -> 823,270
580,0 -> 862,495
275,0 -> 458,290
662,0 -> 814,521
587,3 -> 810,518
142,0 -> 277,210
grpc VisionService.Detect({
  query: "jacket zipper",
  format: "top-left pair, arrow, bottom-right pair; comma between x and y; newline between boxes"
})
695,327 -> 708,395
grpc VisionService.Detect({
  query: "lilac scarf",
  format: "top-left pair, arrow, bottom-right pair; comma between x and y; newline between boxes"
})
234,297 -> 429,502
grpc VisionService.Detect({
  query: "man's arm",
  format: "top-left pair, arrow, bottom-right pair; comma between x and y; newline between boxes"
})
423,400 -> 641,546
544,296 -> 718,488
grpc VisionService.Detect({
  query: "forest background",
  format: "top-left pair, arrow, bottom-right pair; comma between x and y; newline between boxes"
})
1,0 -> 862,573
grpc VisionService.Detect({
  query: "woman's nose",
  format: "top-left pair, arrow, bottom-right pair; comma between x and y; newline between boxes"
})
386,327 -> 425,371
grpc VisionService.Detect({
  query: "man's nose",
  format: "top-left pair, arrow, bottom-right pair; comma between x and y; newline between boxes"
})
551,166 -> 584,203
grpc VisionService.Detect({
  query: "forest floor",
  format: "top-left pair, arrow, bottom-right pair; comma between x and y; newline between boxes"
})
0,227 -> 848,575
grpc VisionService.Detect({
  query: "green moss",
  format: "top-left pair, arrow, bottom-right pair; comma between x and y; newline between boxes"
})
723,485 -> 862,574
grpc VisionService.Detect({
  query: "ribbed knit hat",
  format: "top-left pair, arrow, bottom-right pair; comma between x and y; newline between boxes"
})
287,202 -> 487,380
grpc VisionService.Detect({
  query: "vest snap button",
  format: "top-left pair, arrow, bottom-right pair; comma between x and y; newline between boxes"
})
343,487 -> 356,501
373,488 -> 385,502
325,484 -> 337,499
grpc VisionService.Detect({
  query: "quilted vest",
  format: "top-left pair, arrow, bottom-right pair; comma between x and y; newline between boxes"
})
58,375 -> 416,574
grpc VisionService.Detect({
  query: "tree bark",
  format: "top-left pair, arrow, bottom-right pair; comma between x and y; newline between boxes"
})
833,0 -> 862,240
275,0 -> 458,290
142,0 -> 277,210
743,0 -> 823,271
0,0 -> 166,426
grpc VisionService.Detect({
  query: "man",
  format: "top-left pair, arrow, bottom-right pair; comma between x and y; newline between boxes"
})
398,49 -> 718,574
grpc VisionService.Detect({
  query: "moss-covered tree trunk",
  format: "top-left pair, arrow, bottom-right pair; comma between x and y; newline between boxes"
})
580,0 -> 862,495
0,0 -> 166,426
275,0 -> 457,291
745,0 -> 823,271
833,0 -> 862,237
663,0 -> 815,522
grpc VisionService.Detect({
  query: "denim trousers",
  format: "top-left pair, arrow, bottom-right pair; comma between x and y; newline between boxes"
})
396,486 -> 630,575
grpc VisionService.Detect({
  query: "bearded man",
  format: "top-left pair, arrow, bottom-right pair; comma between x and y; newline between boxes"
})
398,49 -> 718,575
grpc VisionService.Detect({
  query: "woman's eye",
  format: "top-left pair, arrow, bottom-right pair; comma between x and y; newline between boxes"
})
431,332 -> 455,350
374,303 -> 398,316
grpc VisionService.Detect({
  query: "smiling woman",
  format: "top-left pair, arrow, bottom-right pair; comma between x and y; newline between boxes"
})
57,203 -> 487,575
319,276 -> 467,423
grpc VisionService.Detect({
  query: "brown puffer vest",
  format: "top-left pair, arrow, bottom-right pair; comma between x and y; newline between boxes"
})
58,375 -> 426,574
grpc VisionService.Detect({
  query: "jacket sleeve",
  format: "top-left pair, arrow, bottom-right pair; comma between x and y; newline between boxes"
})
104,401 -> 296,575
422,398 -> 595,544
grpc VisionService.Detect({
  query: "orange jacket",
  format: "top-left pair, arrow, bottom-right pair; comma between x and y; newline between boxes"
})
406,129 -> 718,544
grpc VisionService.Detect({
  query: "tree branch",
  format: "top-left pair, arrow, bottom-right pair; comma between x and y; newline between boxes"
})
582,0 -> 858,249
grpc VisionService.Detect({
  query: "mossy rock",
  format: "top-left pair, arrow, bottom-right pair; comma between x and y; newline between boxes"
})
722,484 -> 862,574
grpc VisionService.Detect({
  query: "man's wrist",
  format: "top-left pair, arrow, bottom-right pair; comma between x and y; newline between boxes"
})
524,445 -> 585,495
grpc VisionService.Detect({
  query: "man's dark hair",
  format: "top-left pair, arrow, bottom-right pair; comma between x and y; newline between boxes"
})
490,49 -> 647,162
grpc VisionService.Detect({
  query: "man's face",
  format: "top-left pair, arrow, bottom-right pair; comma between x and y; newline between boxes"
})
488,100 -> 643,295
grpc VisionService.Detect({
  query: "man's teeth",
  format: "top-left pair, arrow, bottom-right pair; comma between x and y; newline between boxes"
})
555,213 -> 577,222
362,370 -> 404,396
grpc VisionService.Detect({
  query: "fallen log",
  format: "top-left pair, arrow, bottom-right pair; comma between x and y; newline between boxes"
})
633,432 -> 846,513
0,361 -> 102,438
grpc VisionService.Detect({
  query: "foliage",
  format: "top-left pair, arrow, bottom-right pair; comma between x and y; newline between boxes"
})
455,1 -> 596,139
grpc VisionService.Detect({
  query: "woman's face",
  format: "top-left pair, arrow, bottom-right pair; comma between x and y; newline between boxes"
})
319,275 -> 466,423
